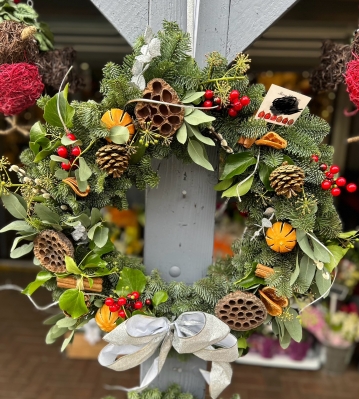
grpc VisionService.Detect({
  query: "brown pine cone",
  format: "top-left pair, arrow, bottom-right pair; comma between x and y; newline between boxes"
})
269,162 -> 305,199
96,144 -> 129,178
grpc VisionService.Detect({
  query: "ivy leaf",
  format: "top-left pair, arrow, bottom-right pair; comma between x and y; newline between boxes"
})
0,220 -> 34,233
186,123 -> 215,146
34,203 -> 60,224
184,109 -> 215,125
324,244 -> 349,272
259,163 -> 275,191
78,157 -> 92,181
109,125 -> 130,144
22,271 -> 53,295
61,330 -> 75,352
152,291 -> 169,306
43,84 -> 75,128
182,91 -> 205,104
214,178 -> 233,191
187,138 -> 214,171
315,269 -> 332,297
89,239 -> 114,256
283,308 -> 302,342
87,222 -> 101,240
94,226 -> 109,248
29,122 -> 47,155
220,152 -> 256,180
58,289 -> 88,319
1,192 -> 27,219
10,242 -> 34,259
65,256 -> 82,275
82,253 -> 107,269
115,267 -> 146,296
34,140 -> 61,163
222,176 -> 254,198
296,229 -> 315,260
176,123 -> 187,144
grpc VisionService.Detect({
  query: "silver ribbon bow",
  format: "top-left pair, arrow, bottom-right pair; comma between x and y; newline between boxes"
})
98,311 -> 238,399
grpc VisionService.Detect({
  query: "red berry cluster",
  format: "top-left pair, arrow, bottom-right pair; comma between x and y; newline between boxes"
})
57,132 -> 81,171
202,89 -> 251,118
202,90 -> 221,109
14,0 -> 21,3
104,292 -> 152,319
257,111 -> 294,125
312,156 -> 358,196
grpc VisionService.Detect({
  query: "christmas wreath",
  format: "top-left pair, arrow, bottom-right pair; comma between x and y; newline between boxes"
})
1,20 -> 358,398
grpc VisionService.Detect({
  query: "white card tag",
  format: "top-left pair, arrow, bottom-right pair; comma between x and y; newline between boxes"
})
255,84 -> 311,126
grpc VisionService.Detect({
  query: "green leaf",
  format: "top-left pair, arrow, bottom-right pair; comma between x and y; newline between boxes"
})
337,231 -> 358,239
65,256 -> 82,275
74,170 -> 88,192
324,244 -> 349,272
176,123 -> 188,144
94,226 -> 109,248
59,289 -> 89,319
236,268 -> 264,289
297,254 -> 316,291
78,157 -> 92,181
50,155 -> 69,163
45,325 -> 68,344
220,152 -> 257,180
87,222 -> 101,240
34,203 -> 60,224
94,299 -> 104,308
10,242 -> 33,258
115,267 -> 147,296
66,214 -> 91,228
186,123 -> 215,146
296,229 -> 315,260
283,308 -> 302,342
185,107 -> 194,116
61,135 -> 82,146
237,337 -> 248,349
0,220 -> 34,233
129,139 -> 146,164
152,291 -> 169,306
271,318 -> 279,336
222,176 -> 254,198
283,155 -> 294,165
90,208 -> 102,226
61,330 -> 75,352
110,125 -> 130,144
43,313 -> 65,325
259,163 -> 275,191
184,109 -> 215,125
1,192 -> 27,219
279,328 -> 292,349
56,317 -> 77,328
22,271 -> 53,295
309,233 -> 331,263
182,91 -> 205,104
316,269 -> 332,297
55,169 -> 68,180
29,122 -> 47,155
11,233 -> 36,252
290,253 -> 300,286
214,178 -> 233,191
89,239 -> 115,256
34,140 -> 61,163
187,138 -> 214,171
82,253 -> 107,269
43,84 -> 75,128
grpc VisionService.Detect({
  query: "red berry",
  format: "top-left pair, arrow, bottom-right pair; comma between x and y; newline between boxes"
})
214,97 -> 221,105
331,187 -> 341,196
233,101 -> 243,111
132,291 -> 140,300
346,183 -> 357,193
118,310 -> 126,319
330,165 -> 340,174
240,96 -> 250,106
319,163 -> 327,172
239,211 -> 249,217
109,304 -> 119,312
204,90 -> 214,100
14,0 -> 21,3
229,90 -> 240,102
258,111 -> 265,118
145,299 -> 152,306
117,297 -> 127,306
321,180 -> 332,190
105,298 -> 114,306
311,154 -> 319,162
282,118 -> 288,124
335,177 -> 346,187
325,172 -> 333,179
134,301 -> 143,310
71,146 -> 81,157
61,162 -> 71,171
66,133 -> 76,141
228,108 -> 238,118
203,100 -> 213,108
57,146 -> 68,158
264,113 -> 271,119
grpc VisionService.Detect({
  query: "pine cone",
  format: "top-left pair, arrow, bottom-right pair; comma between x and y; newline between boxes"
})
269,162 -> 305,198
96,144 -> 129,178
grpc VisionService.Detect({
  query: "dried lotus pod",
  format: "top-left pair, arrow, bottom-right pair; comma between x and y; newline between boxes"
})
259,287 -> 289,317
255,131 -> 287,150
33,230 -> 74,273
265,221 -> 297,253
237,136 -> 257,149
255,264 -> 275,279
135,78 -> 184,137
63,177 -> 90,197
215,291 -> 267,331
95,304 -> 119,332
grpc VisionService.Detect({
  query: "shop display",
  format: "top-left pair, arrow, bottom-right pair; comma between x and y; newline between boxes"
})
0,21 -> 358,398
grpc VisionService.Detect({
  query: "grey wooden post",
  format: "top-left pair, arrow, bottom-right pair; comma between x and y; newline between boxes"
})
90,0 -> 300,397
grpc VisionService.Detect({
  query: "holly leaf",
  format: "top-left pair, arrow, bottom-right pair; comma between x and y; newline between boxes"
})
1,191 -> 27,219
220,152 -> 256,180
22,271 -> 53,295
115,267 -> 146,296
187,138 -> 214,171
152,291 -> 169,306
222,176 -> 254,198
58,289 -> 88,319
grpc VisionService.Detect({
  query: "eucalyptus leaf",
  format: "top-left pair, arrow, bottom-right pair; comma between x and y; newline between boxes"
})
94,226 -> 109,248
45,325 -> 68,344
43,313 -> 65,325
74,170 -> 88,192
79,157 -> 92,181
67,214 -> 91,229
296,229 -> 315,260
271,318 -> 279,336
58,289 -> 89,319
34,203 -> 60,224
50,155 -> 69,163
11,233 -> 36,252
22,271 -> 53,295
309,233 -> 331,263
91,208 -> 102,226
222,176 -> 254,198
220,152 -> 256,180
182,91 -> 205,104
185,107 -> 195,116
324,244 -> 349,272
115,267 -> 147,296
184,109 -> 215,125
56,317 -> 77,328
283,308 -> 302,342
94,299 -> 104,308
279,328 -> 292,349
315,269 -> 332,297
55,169 -> 68,180
186,123 -> 215,146
61,135 -> 82,146
110,125 -> 130,144
65,256 -> 82,275
152,291 -> 169,306
296,254 -> 316,291
61,330 -> 75,352
176,123 -> 187,144
290,253 -> 300,286
187,138 -> 214,171
10,242 -> 33,258
87,222 -> 101,240
0,220 -> 34,233
1,192 -> 27,219
214,178 -> 233,191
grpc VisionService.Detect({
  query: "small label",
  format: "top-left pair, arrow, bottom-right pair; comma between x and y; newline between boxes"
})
255,84 -> 311,126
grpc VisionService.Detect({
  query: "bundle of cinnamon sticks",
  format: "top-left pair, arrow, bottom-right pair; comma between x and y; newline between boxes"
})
56,276 -> 103,293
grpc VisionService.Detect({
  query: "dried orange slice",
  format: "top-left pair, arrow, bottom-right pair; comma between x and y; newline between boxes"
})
95,304 -> 119,332
259,288 -> 287,316
237,136 -> 257,149
101,108 -> 135,143
255,131 -> 287,150
265,221 -> 296,253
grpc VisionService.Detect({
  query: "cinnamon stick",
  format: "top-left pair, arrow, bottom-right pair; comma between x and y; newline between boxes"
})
56,276 -> 103,293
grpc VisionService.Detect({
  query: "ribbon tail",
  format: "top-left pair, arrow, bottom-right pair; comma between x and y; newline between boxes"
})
205,362 -> 233,399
